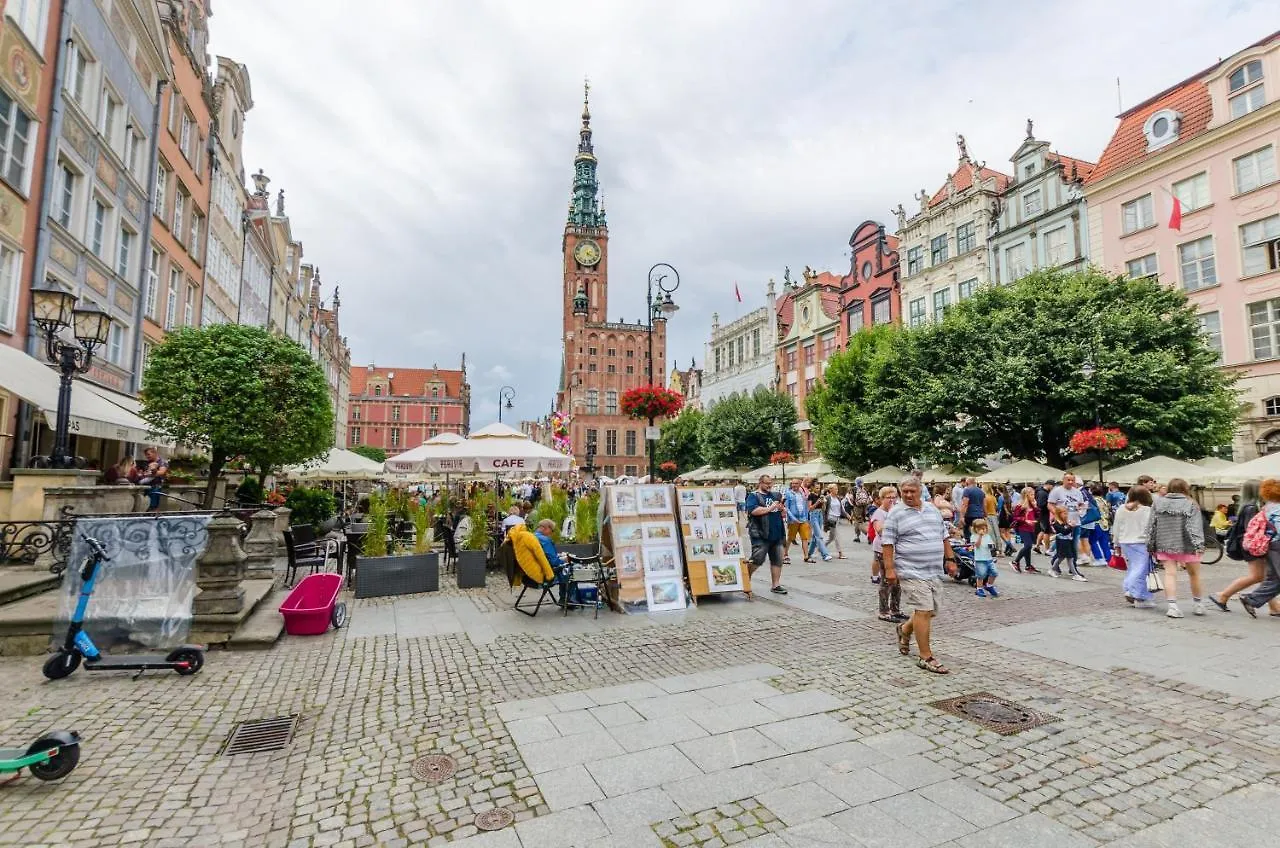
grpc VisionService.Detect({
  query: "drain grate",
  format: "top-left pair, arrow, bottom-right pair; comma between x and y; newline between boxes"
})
221,715 -> 299,756
929,692 -> 1059,736
411,754 -> 458,784
475,808 -> 514,831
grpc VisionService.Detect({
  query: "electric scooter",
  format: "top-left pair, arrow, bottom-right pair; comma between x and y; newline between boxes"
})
0,731 -> 81,782
42,536 -> 206,681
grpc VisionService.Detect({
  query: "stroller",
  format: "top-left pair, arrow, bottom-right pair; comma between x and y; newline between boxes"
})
951,542 -> 977,586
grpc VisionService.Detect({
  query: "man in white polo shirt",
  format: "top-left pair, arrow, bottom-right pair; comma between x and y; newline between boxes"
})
882,477 -> 956,674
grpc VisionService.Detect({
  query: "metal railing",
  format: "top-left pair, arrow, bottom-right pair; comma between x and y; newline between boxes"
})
0,506 -> 76,571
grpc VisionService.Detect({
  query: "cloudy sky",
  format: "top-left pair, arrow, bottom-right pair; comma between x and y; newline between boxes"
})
210,0 -> 1270,426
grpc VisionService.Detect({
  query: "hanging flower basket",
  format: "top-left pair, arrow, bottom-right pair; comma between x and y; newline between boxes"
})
1069,427 -> 1129,455
620,385 -> 684,420
658,461 -> 678,481
770,451 -> 796,466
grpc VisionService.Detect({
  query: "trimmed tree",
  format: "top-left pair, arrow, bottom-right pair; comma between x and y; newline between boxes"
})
700,388 -> 800,470
141,324 -> 335,507
655,407 -> 705,476
350,445 -> 387,464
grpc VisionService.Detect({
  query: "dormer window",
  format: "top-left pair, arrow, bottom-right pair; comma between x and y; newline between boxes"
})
1229,60 -> 1265,119
1144,109 -> 1182,151
373,385 -> 382,396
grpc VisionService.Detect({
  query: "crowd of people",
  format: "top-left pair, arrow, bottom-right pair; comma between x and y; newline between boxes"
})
744,470 -> 1280,676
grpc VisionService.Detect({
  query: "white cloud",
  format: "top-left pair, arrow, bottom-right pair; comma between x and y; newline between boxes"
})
208,0 -> 1272,426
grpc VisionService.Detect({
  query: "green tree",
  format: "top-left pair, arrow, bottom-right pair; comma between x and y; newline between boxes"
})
140,324 -> 334,507
350,445 -> 387,463
655,407 -> 705,475
701,388 -> 800,470
812,267 -> 1238,468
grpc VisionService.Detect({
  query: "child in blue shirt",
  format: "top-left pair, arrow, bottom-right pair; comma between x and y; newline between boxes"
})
970,518 -> 999,597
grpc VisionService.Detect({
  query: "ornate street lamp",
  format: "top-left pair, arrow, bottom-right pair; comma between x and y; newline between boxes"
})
498,385 -> 516,423
32,286 -> 112,468
645,263 -> 680,480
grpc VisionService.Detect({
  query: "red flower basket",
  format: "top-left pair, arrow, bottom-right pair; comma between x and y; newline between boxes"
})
770,451 -> 796,466
621,385 -> 684,420
659,461 -> 678,473
1069,427 -> 1129,455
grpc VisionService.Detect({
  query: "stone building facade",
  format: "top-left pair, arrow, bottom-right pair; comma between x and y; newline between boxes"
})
555,87 -> 665,478
700,279 -> 778,408
349,362 -> 470,456
896,137 -> 1009,328
776,267 -> 842,457
840,221 -> 900,338
207,56 -> 251,328
668,359 -> 702,411
990,121 -> 1094,284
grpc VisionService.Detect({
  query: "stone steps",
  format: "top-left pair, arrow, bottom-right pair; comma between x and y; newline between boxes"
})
227,587 -> 288,649
0,569 -> 62,607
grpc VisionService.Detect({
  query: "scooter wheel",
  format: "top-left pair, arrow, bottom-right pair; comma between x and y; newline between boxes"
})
166,648 -> 203,676
26,738 -> 79,781
331,602 -> 348,630
42,651 -> 80,681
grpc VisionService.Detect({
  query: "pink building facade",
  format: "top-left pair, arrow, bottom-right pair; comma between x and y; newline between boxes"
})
1085,32 -> 1280,459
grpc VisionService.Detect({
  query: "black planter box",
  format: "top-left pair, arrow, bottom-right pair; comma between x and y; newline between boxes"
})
354,553 -> 439,598
456,550 -> 488,589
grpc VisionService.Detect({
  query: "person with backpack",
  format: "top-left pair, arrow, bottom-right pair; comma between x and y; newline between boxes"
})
1112,485 -> 1154,607
1212,479 -> 1280,616
1145,478 -> 1205,619
853,482 -> 873,543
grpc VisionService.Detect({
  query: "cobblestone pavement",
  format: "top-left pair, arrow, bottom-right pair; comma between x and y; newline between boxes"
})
1,524 -> 1278,847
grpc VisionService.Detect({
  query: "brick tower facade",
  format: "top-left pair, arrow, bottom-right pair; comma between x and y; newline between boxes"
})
556,85 -> 665,478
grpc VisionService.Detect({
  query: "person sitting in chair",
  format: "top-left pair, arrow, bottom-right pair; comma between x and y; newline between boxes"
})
533,518 -> 574,601
509,522 -> 567,601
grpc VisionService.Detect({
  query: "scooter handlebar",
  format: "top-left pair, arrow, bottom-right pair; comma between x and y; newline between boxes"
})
81,537 -> 109,559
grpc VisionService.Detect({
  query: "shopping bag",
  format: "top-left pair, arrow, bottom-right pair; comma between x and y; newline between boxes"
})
1146,567 -> 1163,593
1107,552 -> 1127,571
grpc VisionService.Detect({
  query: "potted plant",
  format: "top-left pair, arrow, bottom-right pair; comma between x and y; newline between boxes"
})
456,497 -> 491,589
354,491 -> 438,598
285,486 -> 337,532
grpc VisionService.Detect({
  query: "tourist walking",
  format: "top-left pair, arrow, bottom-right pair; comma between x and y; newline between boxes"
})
1111,485 -> 1154,608
1082,483 -> 1113,565
957,477 -> 987,540
969,518 -> 999,597
806,481 -> 833,562
824,484 -> 846,559
882,478 -> 955,674
1048,473 -> 1090,564
783,479 -> 810,564
1011,486 -> 1040,573
1146,478 -> 1205,618
869,485 -> 902,620
1237,478 -> 1280,617
1209,480 -> 1280,615
1049,506 -> 1087,580
932,484 -> 955,524
745,475 -> 788,595
1034,479 -> 1054,554
982,484 -> 1001,558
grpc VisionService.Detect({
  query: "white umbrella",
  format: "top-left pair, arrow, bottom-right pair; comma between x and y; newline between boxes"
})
1193,457 -> 1237,471
423,422 -> 574,474
859,465 -> 910,483
1104,455 -> 1215,486
283,448 -> 386,481
384,431 -> 466,474
1207,453 -> 1280,483
977,458 -> 1065,484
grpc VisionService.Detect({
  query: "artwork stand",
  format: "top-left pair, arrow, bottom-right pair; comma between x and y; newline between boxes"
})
599,483 -> 689,613
675,486 -> 752,602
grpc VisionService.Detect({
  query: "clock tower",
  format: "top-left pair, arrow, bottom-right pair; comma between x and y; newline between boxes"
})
557,83 -> 666,477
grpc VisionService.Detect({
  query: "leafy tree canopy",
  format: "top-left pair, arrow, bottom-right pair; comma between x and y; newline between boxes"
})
141,324 -> 334,506
350,445 -> 387,464
655,407 -> 705,475
810,267 -> 1239,469
701,388 -> 800,470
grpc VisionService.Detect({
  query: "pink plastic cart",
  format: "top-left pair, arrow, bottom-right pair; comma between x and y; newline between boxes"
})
279,572 -> 348,636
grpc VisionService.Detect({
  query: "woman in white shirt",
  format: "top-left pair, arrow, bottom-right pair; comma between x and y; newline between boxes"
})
1111,485 -> 1154,608
824,484 -> 845,559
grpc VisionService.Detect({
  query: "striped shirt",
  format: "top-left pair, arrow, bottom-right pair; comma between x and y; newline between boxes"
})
881,501 -> 947,581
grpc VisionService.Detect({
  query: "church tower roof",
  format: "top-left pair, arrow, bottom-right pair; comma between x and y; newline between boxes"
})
567,78 -> 605,230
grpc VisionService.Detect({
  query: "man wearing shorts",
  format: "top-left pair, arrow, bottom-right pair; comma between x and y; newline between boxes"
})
783,478 -> 811,563
881,477 -> 955,674
746,475 -> 788,595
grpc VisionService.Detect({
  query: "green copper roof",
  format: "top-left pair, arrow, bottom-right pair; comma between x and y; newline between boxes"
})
568,81 -> 604,229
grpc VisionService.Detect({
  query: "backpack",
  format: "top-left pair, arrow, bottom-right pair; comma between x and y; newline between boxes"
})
1242,508 -> 1274,558
855,488 -> 872,507
1224,504 -> 1253,561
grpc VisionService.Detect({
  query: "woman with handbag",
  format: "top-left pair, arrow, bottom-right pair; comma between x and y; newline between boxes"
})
1112,485 -> 1154,608
1209,479 -> 1280,616
1010,487 -> 1040,573
1146,478 -> 1205,618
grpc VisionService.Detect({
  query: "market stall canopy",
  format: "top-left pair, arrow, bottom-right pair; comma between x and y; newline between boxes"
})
858,465 -> 910,483
686,467 -> 744,482
417,422 -> 573,475
788,458 -> 845,483
0,343 -> 168,445
383,431 -> 466,474
283,448 -> 385,481
918,466 -> 969,483
741,463 -> 785,482
1193,457 -> 1237,471
1103,455 -> 1215,486
977,459 -> 1065,484
1205,452 -> 1280,484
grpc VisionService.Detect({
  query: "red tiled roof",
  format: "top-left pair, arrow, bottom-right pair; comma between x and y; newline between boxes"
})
928,163 -> 1011,207
350,365 -> 465,399
1087,31 -> 1280,185
1047,153 -> 1096,183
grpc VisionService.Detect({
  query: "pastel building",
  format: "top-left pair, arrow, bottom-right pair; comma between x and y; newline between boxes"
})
839,220 -> 900,338
775,267 -> 843,457
895,137 -> 1010,327
348,362 -> 471,456
1084,31 -> 1280,458
990,121 -> 1094,283
700,279 -> 778,408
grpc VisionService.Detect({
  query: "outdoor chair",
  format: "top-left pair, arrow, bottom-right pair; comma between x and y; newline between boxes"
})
284,524 -> 339,586
499,538 -> 559,617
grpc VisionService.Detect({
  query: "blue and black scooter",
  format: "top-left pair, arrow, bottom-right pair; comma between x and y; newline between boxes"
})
42,536 -> 206,681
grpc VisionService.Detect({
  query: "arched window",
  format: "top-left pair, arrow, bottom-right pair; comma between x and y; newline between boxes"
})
1229,60 -> 1265,120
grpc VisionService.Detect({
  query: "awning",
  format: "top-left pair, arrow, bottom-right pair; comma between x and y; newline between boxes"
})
0,344 -> 162,444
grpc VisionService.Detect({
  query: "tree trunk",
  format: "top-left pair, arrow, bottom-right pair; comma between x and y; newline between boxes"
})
203,452 -> 225,509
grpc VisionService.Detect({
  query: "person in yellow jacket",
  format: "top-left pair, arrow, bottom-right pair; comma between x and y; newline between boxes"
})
509,522 -> 556,584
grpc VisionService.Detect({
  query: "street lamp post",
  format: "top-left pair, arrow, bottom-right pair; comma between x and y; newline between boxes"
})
31,287 -> 112,469
1079,358 -> 1103,484
645,263 -> 680,480
497,385 -> 515,424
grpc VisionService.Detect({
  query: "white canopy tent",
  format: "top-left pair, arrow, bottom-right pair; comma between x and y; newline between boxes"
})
858,465 -> 910,483
977,459 -> 1065,484
282,448 -> 385,481
1207,452 -> 1280,483
383,431 -> 466,475
787,458 -> 845,483
1103,455 -> 1215,486
1194,457 -> 1237,472
918,466 -> 969,484
409,422 -> 574,475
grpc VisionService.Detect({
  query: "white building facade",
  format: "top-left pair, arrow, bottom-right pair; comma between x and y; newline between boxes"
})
700,279 -> 778,408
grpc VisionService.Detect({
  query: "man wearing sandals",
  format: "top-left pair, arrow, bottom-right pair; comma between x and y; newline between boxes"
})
882,477 -> 957,674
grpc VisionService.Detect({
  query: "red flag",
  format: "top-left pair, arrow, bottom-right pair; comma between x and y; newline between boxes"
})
1168,194 -> 1182,231
734,282 -> 742,303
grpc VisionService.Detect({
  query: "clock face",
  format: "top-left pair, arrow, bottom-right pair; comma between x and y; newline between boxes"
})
574,239 -> 601,267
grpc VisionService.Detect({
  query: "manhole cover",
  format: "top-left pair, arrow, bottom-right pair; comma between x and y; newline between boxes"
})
929,692 -> 1059,736
411,754 -> 457,784
475,808 -> 514,831
221,715 -> 299,756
